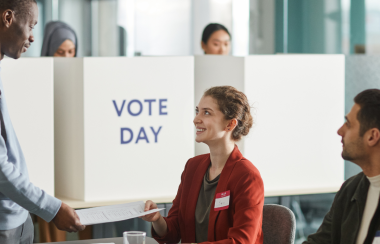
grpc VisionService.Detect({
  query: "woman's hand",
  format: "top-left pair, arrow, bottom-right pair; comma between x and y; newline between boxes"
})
141,200 -> 161,222
141,200 -> 168,237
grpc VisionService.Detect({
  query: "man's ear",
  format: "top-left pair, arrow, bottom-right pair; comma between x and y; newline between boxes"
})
2,10 -> 14,28
367,128 -> 380,147
226,119 -> 238,132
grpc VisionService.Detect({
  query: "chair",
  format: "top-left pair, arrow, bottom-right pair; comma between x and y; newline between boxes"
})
262,204 -> 296,244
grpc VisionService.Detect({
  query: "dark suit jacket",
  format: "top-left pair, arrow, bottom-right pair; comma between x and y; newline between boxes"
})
303,172 -> 380,244
153,146 -> 264,244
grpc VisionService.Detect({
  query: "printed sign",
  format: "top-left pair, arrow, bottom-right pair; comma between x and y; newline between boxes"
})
54,57 -> 195,201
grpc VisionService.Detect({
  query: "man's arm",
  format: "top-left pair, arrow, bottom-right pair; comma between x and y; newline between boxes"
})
0,137 -> 84,232
0,137 -> 61,221
302,208 -> 333,244
302,186 -> 344,244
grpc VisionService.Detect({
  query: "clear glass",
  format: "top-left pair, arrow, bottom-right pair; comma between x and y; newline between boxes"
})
123,231 -> 146,244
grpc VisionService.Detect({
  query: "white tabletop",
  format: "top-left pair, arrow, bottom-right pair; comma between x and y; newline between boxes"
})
36,236 -> 158,244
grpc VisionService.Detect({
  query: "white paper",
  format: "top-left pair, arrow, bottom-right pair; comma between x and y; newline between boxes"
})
76,201 -> 164,225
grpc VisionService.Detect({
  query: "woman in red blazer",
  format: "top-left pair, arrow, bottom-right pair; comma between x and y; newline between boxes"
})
142,86 -> 264,244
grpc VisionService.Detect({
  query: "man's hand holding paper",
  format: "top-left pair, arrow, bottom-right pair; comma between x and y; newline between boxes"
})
53,202 -> 86,232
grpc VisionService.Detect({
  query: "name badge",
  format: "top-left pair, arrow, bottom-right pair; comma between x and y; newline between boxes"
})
373,231 -> 380,244
214,190 -> 230,211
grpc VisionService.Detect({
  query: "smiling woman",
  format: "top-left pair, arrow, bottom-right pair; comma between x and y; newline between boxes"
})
201,86 -> 253,141
141,86 -> 264,244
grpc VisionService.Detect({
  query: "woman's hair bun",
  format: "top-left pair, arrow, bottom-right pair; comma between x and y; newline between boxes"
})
204,86 -> 253,141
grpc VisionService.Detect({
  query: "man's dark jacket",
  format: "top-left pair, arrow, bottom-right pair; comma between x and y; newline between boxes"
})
303,172 -> 380,244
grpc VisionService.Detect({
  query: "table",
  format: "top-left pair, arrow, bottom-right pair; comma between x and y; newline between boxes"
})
36,236 -> 158,244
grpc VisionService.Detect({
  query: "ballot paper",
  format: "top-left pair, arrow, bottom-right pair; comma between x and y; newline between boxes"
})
76,201 -> 164,225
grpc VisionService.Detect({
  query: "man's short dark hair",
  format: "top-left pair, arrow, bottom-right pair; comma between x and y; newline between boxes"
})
0,0 -> 37,17
354,89 -> 380,136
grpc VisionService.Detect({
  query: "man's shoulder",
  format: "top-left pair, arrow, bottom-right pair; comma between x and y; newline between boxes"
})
342,171 -> 365,188
336,171 -> 365,198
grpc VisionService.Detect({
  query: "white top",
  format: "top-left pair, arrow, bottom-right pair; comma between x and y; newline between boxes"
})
356,174 -> 380,244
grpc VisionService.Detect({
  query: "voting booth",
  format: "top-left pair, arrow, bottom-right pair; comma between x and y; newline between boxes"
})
195,55 -> 345,196
54,57 -> 194,202
1,58 -> 55,196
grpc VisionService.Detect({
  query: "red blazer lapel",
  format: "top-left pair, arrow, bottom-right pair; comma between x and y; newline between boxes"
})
185,154 -> 210,242
207,146 -> 243,241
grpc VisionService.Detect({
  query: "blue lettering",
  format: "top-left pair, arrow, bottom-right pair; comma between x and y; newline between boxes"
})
135,127 -> 149,144
121,128 -> 133,144
113,100 -> 126,117
159,99 -> 168,115
144,99 -> 156,116
128,100 -> 143,116
150,126 -> 162,143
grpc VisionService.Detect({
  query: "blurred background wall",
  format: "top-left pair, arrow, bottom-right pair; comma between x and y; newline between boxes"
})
26,0 -> 380,58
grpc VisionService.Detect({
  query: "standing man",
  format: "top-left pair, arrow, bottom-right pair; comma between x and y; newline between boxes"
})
0,1 -> 85,243
303,89 -> 380,244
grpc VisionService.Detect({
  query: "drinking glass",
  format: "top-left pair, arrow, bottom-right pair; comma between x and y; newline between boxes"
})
123,231 -> 146,244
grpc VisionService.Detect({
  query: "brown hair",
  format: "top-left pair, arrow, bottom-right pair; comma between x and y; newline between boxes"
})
204,86 -> 253,141
354,89 -> 380,136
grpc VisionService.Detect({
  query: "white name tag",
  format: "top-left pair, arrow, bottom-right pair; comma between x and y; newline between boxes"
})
214,190 -> 230,211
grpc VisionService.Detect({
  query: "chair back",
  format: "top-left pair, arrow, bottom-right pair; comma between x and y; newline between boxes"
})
262,204 -> 296,244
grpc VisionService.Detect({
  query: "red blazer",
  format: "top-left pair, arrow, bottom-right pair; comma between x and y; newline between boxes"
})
153,146 -> 264,244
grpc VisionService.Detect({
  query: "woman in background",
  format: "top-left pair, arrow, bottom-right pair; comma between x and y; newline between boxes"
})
41,21 -> 77,57
142,86 -> 264,244
201,23 -> 231,55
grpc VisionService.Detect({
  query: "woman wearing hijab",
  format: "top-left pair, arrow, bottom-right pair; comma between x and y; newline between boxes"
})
41,21 -> 78,57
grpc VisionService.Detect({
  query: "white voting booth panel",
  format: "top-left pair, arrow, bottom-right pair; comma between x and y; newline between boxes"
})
55,57 -> 194,201
244,55 -> 345,195
0,58 -> 55,196
195,55 -> 345,195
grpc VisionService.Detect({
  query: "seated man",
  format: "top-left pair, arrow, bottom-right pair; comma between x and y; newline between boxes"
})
304,89 -> 380,244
